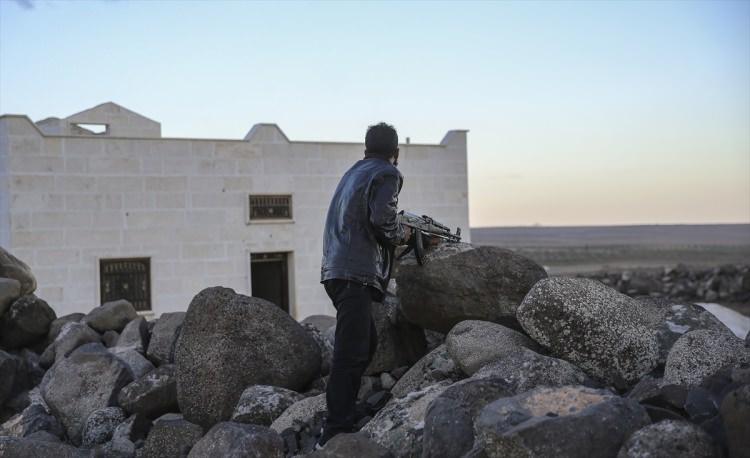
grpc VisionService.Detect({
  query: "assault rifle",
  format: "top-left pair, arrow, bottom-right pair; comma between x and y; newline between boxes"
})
396,211 -> 462,266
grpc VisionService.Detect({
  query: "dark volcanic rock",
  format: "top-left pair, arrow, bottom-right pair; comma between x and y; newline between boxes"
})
445,320 -> 541,375
0,403 -> 64,439
663,329 -> 750,387
40,321 -> 101,368
0,278 -> 21,319
141,413 -> 203,458
146,311 -> 185,366
396,243 -> 547,333
638,298 -> 734,364
300,315 -> 336,334
366,294 -> 426,375
112,412 -> 152,444
0,247 -> 37,296
40,342 -> 133,445
101,330 -> 120,348
362,382 -> 450,458
720,384 -> 750,458
472,348 -> 595,393
109,346 -> 155,379
46,313 -> 85,345
617,420 -> 717,458
187,421 -> 284,458
82,299 -> 137,333
116,317 -> 149,354
517,277 -> 661,387
390,344 -> 465,398
423,378 -> 513,458
81,406 -> 127,446
302,322 -> 333,376
269,393 -> 327,433
118,364 -> 178,418
231,384 -> 304,426
310,432 -> 393,458
0,295 -> 56,349
0,436 -> 88,458
175,287 -> 321,429
0,350 -> 18,406
474,385 -> 651,458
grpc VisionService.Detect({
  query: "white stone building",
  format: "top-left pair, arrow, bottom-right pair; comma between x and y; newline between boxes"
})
0,102 -> 470,319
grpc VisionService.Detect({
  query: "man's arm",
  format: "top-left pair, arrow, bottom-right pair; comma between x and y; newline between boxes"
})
368,173 -> 408,246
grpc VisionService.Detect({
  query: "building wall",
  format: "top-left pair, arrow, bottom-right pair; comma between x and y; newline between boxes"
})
0,115 -> 469,319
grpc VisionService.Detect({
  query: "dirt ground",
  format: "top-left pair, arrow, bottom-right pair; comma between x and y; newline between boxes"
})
470,224 -> 750,316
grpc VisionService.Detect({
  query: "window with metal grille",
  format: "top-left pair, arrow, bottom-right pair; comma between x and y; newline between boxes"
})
249,194 -> 293,220
100,258 -> 151,312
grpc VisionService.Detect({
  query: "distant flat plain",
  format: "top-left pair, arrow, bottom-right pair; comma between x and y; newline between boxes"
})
470,224 -> 750,274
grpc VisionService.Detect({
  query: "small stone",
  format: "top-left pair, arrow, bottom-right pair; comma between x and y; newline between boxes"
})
617,420 -> 717,458
231,385 -> 304,426
81,407 -> 127,446
82,299 -> 137,333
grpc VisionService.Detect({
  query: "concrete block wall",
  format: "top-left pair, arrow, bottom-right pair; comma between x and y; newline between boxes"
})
0,111 -> 469,319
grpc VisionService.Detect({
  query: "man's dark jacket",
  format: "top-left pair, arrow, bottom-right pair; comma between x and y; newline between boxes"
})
321,157 -> 406,294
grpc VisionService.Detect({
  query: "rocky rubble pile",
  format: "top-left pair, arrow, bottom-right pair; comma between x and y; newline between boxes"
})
1,243 -> 749,457
581,264 -> 750,305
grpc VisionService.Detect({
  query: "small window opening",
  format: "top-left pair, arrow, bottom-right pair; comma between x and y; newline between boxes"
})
249,195 -> 293,220
72,123 -> 109,135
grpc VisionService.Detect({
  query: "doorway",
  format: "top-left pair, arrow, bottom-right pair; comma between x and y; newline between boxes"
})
250,252 -> 290,313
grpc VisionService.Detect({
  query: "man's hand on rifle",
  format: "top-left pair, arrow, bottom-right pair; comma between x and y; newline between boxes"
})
402,225 -> 413,243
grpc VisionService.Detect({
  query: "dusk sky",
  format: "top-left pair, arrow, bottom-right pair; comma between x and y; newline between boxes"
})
1,0 -> 748,227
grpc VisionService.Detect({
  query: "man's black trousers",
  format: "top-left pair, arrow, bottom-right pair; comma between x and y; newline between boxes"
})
322,279 -> 379,436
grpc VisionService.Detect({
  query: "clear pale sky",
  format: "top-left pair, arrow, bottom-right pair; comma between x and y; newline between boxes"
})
1,0 -> 748,227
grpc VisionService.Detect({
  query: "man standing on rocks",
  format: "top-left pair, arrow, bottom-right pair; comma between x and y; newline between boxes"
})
318,122 -> 412,448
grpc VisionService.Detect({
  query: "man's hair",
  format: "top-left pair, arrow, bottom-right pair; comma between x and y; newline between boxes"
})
365,122 -> 398,159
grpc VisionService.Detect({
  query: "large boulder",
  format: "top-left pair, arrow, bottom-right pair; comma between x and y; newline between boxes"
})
396,243 -> 547,333
175,287 -> 321,429
141,413 -> 204,458
663,329 -> 750,387
366,294 -> 426,375
146,311 -> 185,366
423,378 -> 513,458
361,382 -> 450,457
118,364 -> 178,418
40,321 -> 101,368
0,247 -> 36,296
445,320 -> 541,375
40,342 -> 133,445
0,277 -> 21,319
81,406 -> 127,447
472,348 -> 595,393
390,344 -> 465,398
82,299 -> 137,333
269,393 -> 327,433
187,421 -> 284,458
474,385 -> 651,457
720,384 -> 750,458
517,277 -> 661,387
0,295 -> 56,349
617,420 -> 717,458
46,313 -> 85,345
232,385 -> 305,426
116,316 -> 149,354
310,432 -> 393,458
